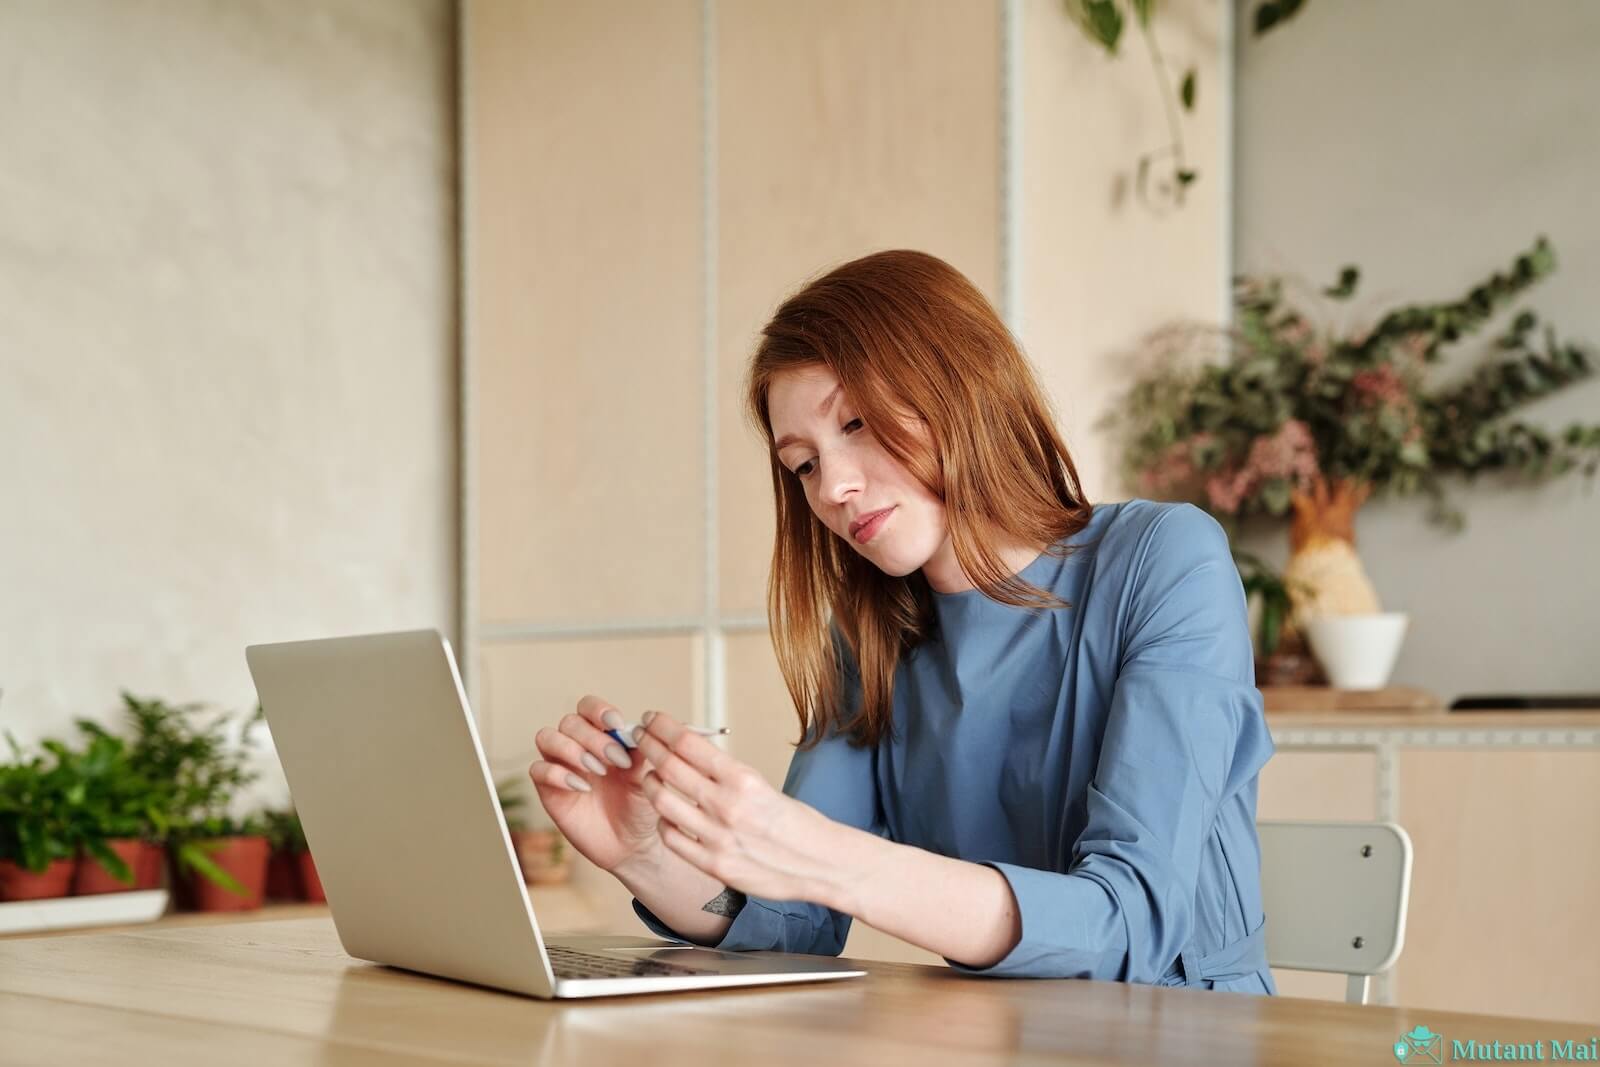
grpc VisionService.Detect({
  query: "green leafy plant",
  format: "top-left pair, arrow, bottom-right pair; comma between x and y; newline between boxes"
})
261,807 -> 307,855
117,693 -> 266,897
1102,236 -> 1600,533
495,774 -> 565,867
43,726 -> 158,886
495,774 -> 530,833
1064,0 -> 1307,209
1232,551 -> 1314,656
0,734 -> 78,874
169,813 -> 269,899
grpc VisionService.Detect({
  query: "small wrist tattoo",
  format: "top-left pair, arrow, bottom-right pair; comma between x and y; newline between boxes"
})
702,887 -> 747,919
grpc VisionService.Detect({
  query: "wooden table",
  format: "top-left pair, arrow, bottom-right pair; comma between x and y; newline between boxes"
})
1,917 -> 1594,1065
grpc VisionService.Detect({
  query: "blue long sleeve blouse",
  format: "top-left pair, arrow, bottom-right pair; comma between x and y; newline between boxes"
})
633,499 -> 1279,994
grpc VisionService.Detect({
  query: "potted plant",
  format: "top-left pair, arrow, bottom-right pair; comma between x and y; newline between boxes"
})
169,814 -> 271,912
118,693 -> 269,911
0,734 -> 79,900
262,807 -> 301,901
1105,236 -> 1600,684
496,775 -> 570,885
1233,551 -> 1321,687
48,727 -> 157,895
262,807 -> 322,903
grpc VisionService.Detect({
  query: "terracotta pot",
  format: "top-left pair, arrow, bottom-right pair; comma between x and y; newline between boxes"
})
0,857 -> 78,901
72,838 -> 148,895
1254,629 -> 1326,687
298,852 -> 325,902
175,836 -> 271,912
136,842 -> 167,890
265,848 -> 301,901
511,829 -> 571,885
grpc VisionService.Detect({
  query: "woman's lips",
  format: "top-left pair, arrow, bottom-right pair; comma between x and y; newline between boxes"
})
851,507 -> 894,544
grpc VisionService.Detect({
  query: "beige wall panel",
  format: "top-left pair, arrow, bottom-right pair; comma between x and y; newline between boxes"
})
1393,749 -> 1600,1023
723,631 -> 806,791
1256,750 -> 1379,822
1021,0 -> 1227,503
715,0 -> 1003,618
477,636 -> 700,931
467,0 -> 705,627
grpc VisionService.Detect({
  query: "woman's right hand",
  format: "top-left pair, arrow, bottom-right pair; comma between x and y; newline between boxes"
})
528,694 -> 661,874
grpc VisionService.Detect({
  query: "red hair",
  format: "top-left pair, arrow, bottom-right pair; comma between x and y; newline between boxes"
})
744,250 -> 1093,750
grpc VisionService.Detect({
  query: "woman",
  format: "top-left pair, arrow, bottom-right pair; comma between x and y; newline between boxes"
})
528,249 -> 1277,993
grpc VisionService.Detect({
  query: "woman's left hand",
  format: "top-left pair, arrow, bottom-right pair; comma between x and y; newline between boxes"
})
628,710 -> 842,908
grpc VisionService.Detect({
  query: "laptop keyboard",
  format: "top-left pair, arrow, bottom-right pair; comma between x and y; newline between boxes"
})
545,944 -> 715,980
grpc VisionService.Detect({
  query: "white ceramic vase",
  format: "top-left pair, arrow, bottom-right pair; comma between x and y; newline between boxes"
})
1303,612 -> 1410,690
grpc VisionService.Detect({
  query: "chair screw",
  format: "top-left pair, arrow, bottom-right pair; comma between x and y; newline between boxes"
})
1352,936 -> 1365,949
1361,845 -> 1372,857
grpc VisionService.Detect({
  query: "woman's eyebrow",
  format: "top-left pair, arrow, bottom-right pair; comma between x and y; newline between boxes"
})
774,385 -> 843,451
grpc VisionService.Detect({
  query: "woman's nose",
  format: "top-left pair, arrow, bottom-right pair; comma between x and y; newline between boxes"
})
818,456 -> 863,505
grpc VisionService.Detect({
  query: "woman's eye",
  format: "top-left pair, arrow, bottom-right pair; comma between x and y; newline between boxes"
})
791,420 -> 864,479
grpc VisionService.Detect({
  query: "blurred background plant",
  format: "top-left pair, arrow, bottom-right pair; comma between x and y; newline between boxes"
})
1,694 -> 272,901
1234,550 -> 1309,658
495,773 -> 531,833
1103,236 -> 1600,625
1232,550 -> 1325,685
261,807 -> 307,855
116,692 -> 265,895
496,773 -> 568,882
1064,0 -> 1308,210
0,733 -> 79,875
46,725 -> 157,886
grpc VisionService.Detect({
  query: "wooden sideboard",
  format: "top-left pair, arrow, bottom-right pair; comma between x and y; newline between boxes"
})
1261,708 -> 1600,1023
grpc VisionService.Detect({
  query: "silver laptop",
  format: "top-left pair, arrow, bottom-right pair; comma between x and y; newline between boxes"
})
244,628 -> 866,999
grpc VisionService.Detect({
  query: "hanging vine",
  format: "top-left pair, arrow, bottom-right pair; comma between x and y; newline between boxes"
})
1064,0 -> 1308,211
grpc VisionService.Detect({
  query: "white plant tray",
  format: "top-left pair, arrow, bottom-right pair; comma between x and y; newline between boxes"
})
0,890 -> 170,935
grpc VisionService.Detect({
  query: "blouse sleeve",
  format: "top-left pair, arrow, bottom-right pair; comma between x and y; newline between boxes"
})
632,624 -> 885,955
944,503 -> 1270,981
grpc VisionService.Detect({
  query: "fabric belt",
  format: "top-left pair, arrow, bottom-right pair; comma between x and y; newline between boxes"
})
1171,916 -> 1269,987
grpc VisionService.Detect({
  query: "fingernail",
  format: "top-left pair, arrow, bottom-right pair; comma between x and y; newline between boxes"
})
642,710 -> 657,726
565,773 -> 592,792
602,710 -> 625,731
580,752 -> 608,777
630,725 -> 645,744
605,743 -> 632,769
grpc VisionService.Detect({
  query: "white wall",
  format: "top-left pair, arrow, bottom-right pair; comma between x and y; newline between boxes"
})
0,0 -> 458,809
1021,0 -> 1229,502
1232,0 -> 1600,701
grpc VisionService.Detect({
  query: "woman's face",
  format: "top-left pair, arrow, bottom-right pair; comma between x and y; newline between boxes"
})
767,365 -> 948,580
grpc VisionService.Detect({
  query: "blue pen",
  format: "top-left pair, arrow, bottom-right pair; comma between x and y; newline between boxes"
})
607,722 -> 730,750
